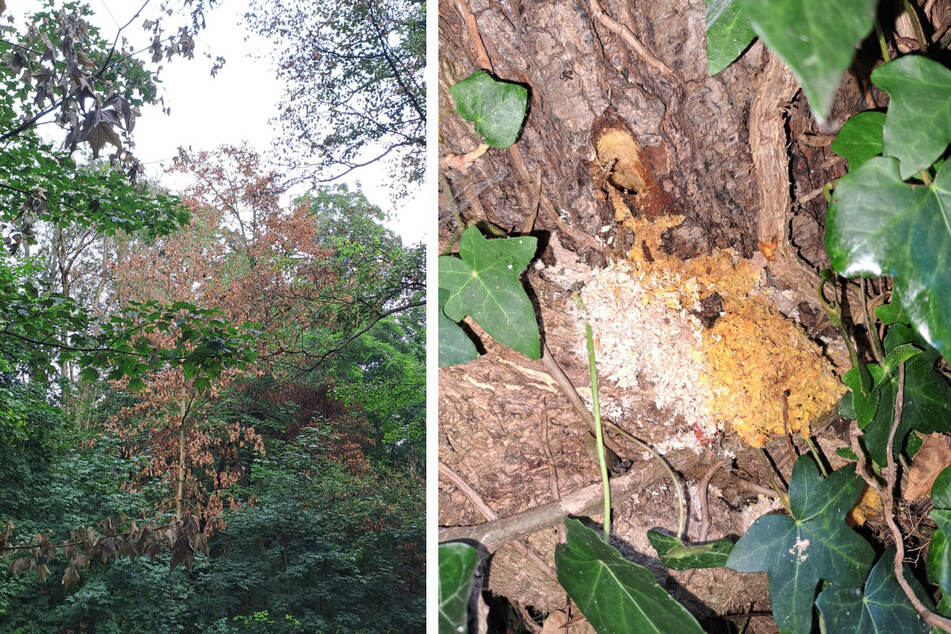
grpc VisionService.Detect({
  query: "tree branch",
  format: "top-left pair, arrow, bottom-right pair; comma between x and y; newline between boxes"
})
296,299 -> 424,374
439,450 -> 693,551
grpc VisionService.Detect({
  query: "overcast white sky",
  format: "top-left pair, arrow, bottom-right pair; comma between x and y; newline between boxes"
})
36,0 -> 429,244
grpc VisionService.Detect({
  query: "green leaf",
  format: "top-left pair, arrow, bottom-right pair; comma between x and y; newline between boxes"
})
836,447 -> 859,461
842,364 -> 884,429
933,467 -> 951,510
839,391 -> 856,420
937,592 -> 951,623
875,301 -> 905,326
816,547 -> 930,634
861,324 -> 951,466
705,0 -> 756,75
439,227 -> 540,358
555,519 -> 705,634
934,510 -> 951,539
450,71 -> 528,148
927,528 -> 951,596
79,367 -> 99,383
831,111 -> 885,170
647,530 -> 733,570
826,157 -> 951,360
875,343 -> 924,389
872,56 -> 951,180
726,456 -> 874,634
738,0 -> 877,121
438,543 -> 479,634
438,288 -> 478,367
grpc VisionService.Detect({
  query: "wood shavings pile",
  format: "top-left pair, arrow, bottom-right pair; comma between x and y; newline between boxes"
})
552,212 -> 843,452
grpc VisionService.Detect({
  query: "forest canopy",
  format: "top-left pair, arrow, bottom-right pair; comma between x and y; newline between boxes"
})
0,1 -> 424,631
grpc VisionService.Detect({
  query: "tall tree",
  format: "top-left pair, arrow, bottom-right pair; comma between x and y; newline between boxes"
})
0,1 -> 249,388
105,146 -> 338,527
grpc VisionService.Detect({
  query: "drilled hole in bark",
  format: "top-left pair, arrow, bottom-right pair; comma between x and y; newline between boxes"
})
595,128 -> 646,193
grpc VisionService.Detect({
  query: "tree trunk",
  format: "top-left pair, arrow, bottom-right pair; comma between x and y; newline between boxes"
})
175,399 -> 188,521
438,0 -> 871,624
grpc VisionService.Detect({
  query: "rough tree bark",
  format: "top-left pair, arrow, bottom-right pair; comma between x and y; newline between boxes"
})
438,0 -> 881,629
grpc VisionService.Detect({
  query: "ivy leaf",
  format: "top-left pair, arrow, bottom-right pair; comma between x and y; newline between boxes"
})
937,593 -> 951,625
831,111 -> 885,170
816,547 -> 930,634
439,288 -> 478,368
934,512 -> 951,546
705,0 -> 756,75
933,466 -> 951,510
438,543 -> 478,634
839,391 -> 856,420
875,301 -> 905,326
836,447 -> 859,462
826,157 -> 951,360
928,528 -> 951,596
872,56 -> 951,180
842,363 -> 885,429
555,519 -> 705,634
438,227 -> 540,359
450,71 -> 528,148
647,530 -> 733,570
875,343 -> 923,389
861,324 -> 951,466
738,0 -> 877,121
726,456 -> 874,634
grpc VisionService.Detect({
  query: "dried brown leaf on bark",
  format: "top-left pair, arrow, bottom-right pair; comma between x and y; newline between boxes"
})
903,433 -> 951,500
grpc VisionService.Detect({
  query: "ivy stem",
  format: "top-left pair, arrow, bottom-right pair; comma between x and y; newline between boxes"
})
574,296 -> 611,542
901,0 -> 928,51
757,449 -> 792,515
874,19 -> 891,62
919,169 -> 933,185
861,278 -> 884,364
803,436 -> 828,477
819,272 -> 871,394
603,422 -> 686,543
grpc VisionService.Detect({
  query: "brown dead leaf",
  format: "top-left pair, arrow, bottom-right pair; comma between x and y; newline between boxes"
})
86,122 -> 122,159
903,433 -> 951,501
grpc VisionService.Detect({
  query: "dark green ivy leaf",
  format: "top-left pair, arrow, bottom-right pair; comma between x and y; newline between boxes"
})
738,0 -> 877,121
439,227 -> 540,359
555,519 -> 704,634
872,56 -> 951,180
875,301 -> 905,326
826,157 -> 951,360
816,547 -> 930,634
836,447 -> 859,462
438,542 -> 478,634
438,288 -> 478,368
450,71 -> 528,148
861,324 -> 951,466
927,528 -> 951,596
831,110 -> 885,170
647,529 -> 733,570
932,466 -> 951,510
705,0 -> 755,75
726,456 -> 874,634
